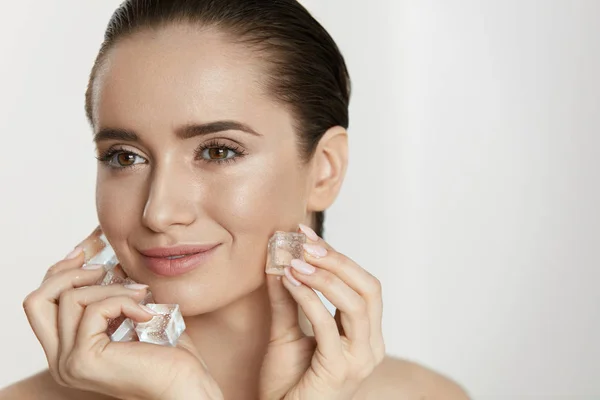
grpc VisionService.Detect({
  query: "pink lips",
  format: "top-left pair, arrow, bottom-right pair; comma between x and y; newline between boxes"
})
138,244 -> 220,277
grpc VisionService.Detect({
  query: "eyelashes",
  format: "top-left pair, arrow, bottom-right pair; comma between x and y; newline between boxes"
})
95,148 -> 145,169
194,139 -> 247,165
95,139 -> 248,170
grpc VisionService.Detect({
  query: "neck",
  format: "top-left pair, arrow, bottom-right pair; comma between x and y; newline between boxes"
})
183,283 -> 272,398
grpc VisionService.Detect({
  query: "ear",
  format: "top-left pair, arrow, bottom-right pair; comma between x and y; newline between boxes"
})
307,125 -> 348,212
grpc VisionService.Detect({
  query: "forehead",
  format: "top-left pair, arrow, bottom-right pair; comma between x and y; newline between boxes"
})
91,24 -> 285,131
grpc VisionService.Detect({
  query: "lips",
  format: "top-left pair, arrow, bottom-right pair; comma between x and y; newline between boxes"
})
139,244 -> 220,277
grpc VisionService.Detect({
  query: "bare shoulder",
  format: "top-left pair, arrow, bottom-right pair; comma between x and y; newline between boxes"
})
353,356 -> 471,400
0,370 -> 113,400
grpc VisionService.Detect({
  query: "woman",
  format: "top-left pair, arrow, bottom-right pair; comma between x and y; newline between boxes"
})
2,1 -> 469,398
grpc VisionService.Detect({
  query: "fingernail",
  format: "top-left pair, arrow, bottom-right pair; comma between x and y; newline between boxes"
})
65,247 -> 83,260
139,304 -> 160,315
298,224 -> 319,241
303,243 -> 327,258
284,267 -> 302,286
124,283 -> 149,290
82,263 -> 104,270
290,259 -> 316,275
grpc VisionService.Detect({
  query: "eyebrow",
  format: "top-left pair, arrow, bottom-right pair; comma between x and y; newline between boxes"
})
93,120 -> 262,143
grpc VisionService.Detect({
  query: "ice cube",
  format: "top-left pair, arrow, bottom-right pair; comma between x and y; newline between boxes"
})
97,269 -> 127,286
139,288 -> 155,305
97,271 -> 156,342
106,285 -> 155,342
78,226 -> 119,270
86,241 -> 118,270
266,231 -> 306,275
135,304 -> 186,347
107,315 -> 136,342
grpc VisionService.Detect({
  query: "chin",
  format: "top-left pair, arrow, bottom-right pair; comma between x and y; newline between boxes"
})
132,267 -> 265,316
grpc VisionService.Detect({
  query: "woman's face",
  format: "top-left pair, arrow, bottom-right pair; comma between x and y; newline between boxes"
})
92,25 -> 313,314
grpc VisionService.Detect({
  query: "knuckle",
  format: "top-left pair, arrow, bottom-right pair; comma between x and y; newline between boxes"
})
44,267 -> 58,279
111,295 -> 135,307
84,301 -> 103,315
46,262 -> 63,276
327,251 -> 346,271
85,295 -> 124,316
63,353 -> 88,381
348,298 -> 367,315
22,291 -> 41,312
59,289 -> 77,305
367,275 -> 382,296
320,271 -> 338,287
299,291 -> 319,308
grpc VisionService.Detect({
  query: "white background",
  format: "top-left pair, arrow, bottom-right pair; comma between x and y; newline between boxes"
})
1,1 -> 599,398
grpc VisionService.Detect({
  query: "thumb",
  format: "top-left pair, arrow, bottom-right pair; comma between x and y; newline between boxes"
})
266,274 -> 303,343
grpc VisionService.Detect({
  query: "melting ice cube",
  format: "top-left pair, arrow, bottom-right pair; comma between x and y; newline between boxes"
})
135,304 -> 186,347
265,231 -> 306,275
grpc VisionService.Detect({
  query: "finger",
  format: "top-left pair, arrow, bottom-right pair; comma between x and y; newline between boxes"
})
303,248 -> 381,313
302,239 -> 378,301
282,267 -> 342,360
42,247 -> 85,283
23,265 -> 107,370
289,261 -> 370,346
58,284 -> 148,357
266,274 -> 303,343
43,225 -> 111,283
299,228 -> 385,359
40,265 -> 108,302
76,296 -> 155,349
334,308 -> 345,336
75,225 -> 109,262
298,223 -> 321,243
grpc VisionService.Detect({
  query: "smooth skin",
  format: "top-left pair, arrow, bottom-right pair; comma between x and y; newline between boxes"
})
1,24 -> 469,399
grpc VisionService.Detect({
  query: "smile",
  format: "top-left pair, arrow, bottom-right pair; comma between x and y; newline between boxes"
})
138,244 -> 220,277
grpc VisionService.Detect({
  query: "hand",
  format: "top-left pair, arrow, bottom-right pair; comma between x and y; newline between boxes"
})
260,225 -> 385,400
23,246 -> 223,400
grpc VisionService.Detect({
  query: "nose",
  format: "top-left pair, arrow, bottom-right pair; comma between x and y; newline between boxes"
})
142,162 -> 197,233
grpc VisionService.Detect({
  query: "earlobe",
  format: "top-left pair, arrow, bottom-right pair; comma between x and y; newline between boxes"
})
307,126 -> 348,212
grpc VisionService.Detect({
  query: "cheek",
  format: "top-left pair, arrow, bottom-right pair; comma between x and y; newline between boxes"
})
95,169 -> 145,244
206,160 -> 307,237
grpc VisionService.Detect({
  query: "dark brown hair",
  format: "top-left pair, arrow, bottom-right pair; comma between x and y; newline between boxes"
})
85,0 -> 351,237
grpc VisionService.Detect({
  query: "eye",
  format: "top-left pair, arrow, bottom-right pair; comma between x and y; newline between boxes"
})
114,152 -> 143,167
96,149 -> 146,169
200,146 -> 238,161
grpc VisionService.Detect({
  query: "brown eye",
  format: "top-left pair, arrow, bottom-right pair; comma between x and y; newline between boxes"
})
117,153 -> 136,166
200,146 -> 237,162
208,148 -> 227,159
102,150 -> 146,168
